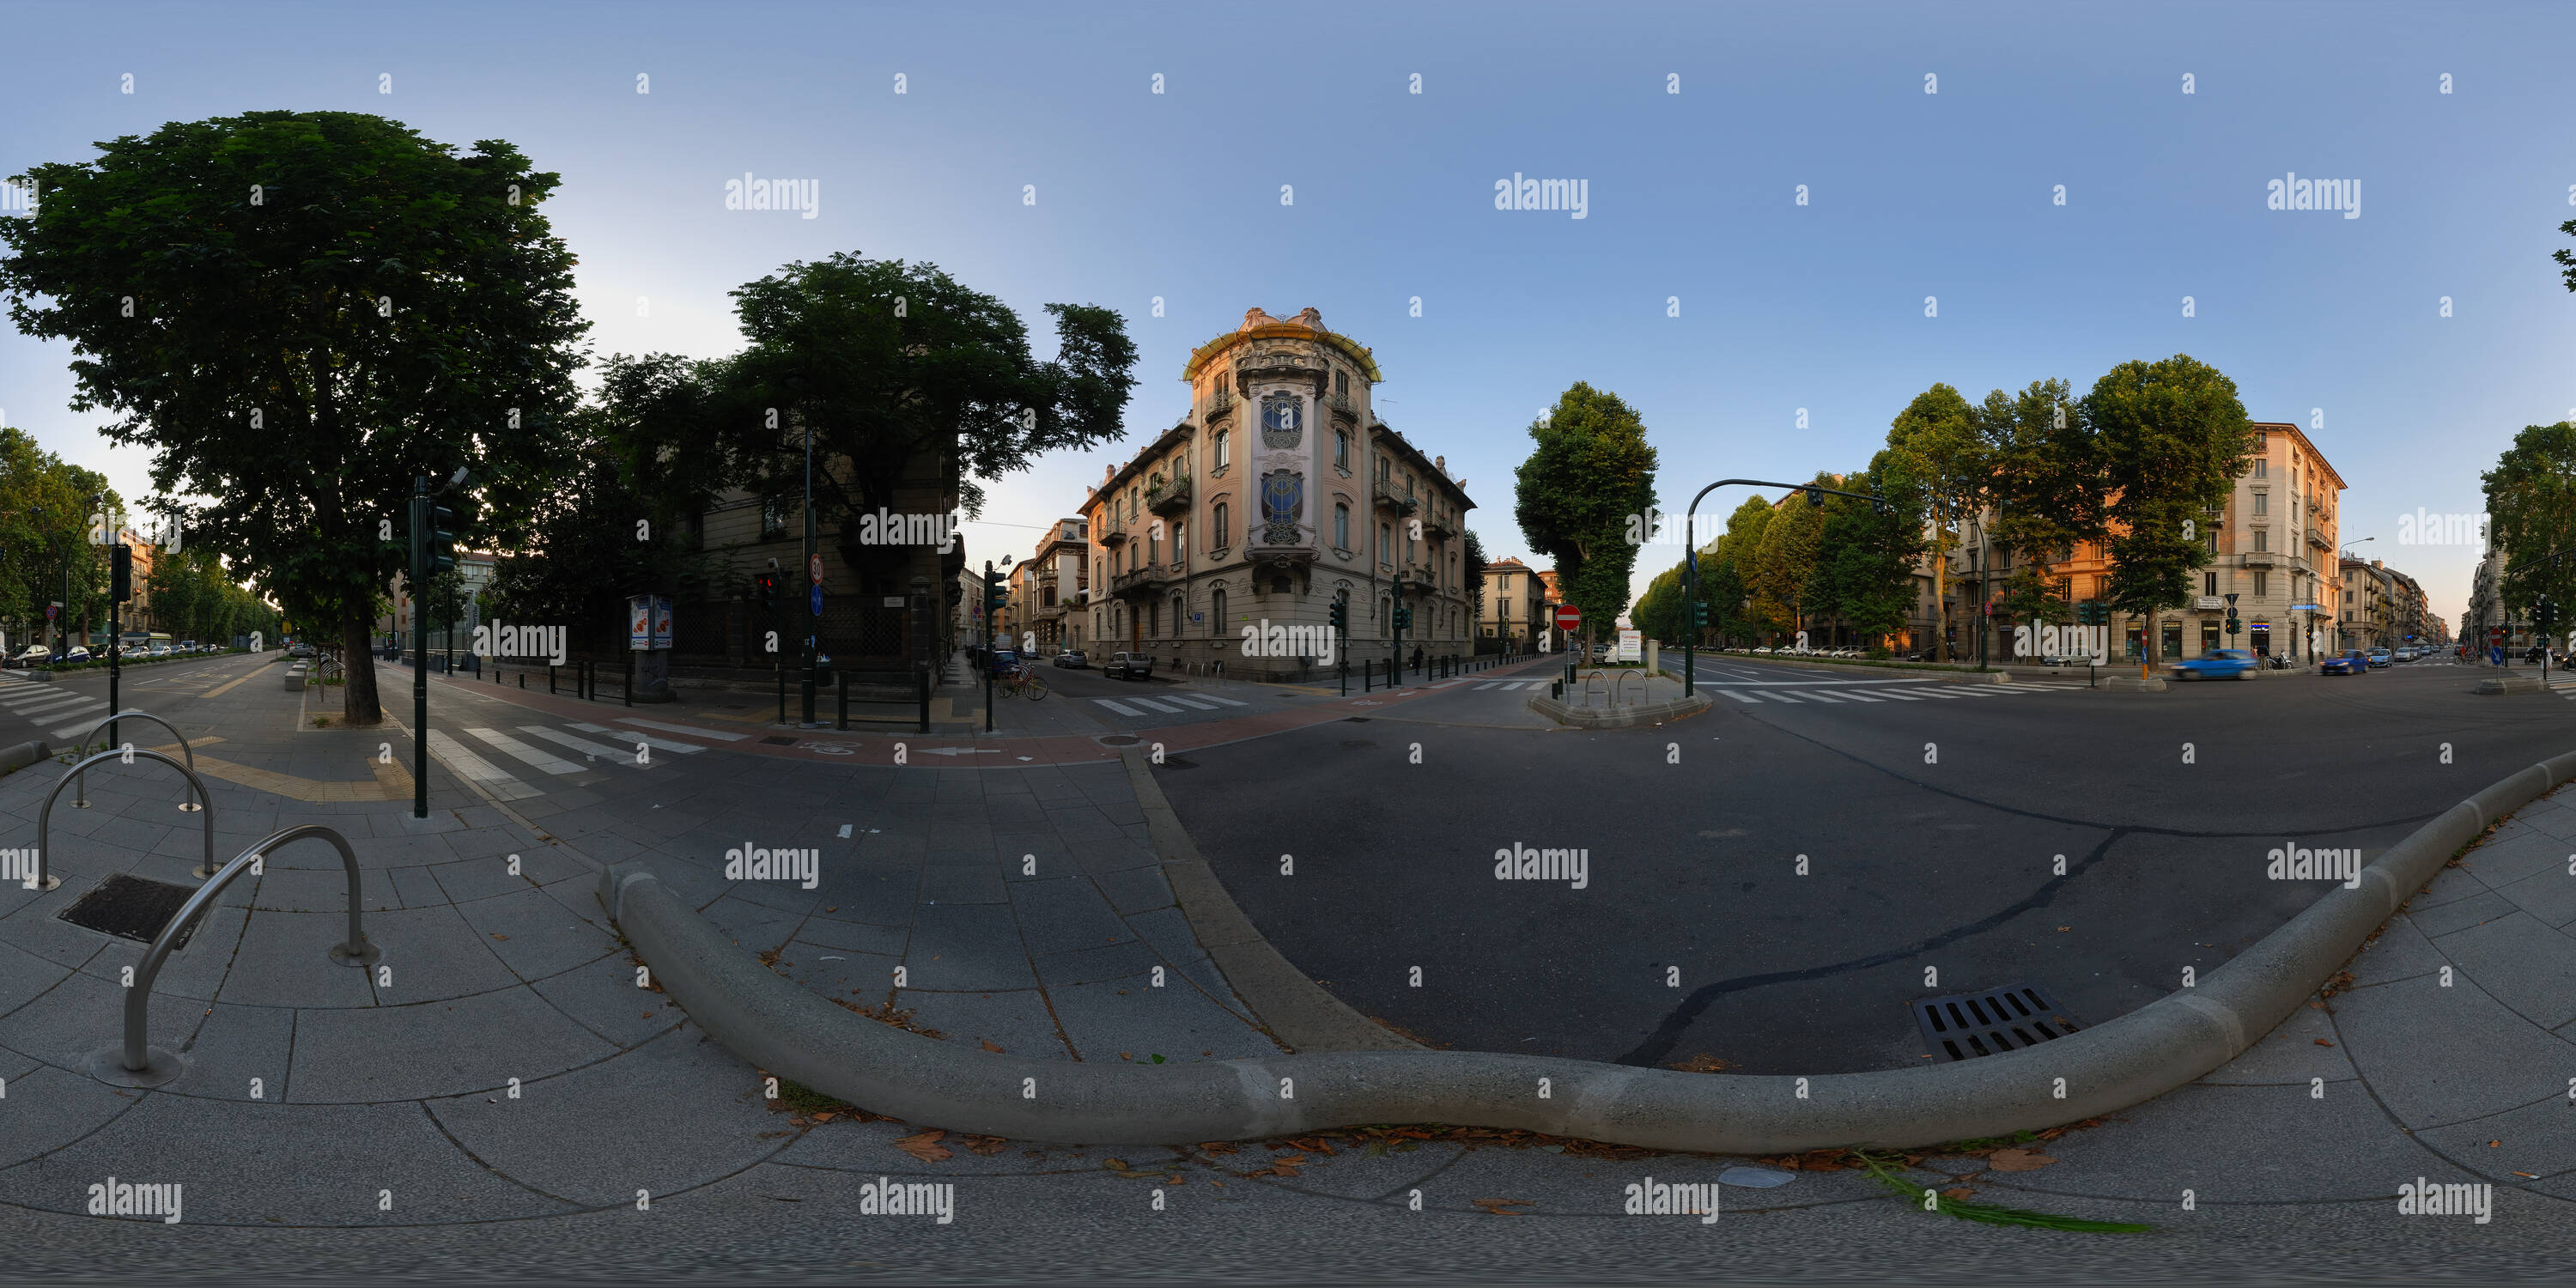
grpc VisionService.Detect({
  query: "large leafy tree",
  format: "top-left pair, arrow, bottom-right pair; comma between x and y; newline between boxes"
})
1751,477 -> 1834,644
0,111 -> 589,725
1631,563 -> 1686,643
618,253 -> 1138,594
1806,458 -> 1925,650
2481,420 -> 2576,615
2084,355 -> 2254,664
1704,495 -> 1774,642
1512,382 -> 1657,652
1883,384 -> 1989,660
1980,378 -> 2101,602
0,428 -> 118,645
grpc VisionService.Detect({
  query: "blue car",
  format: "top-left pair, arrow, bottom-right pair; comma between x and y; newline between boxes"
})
2320,650 -> 2370,676
986,647 -> 1022,677
2170,648 -> 2257,680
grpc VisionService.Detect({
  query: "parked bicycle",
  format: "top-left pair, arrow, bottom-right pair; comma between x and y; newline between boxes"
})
997,663 -> 1049,701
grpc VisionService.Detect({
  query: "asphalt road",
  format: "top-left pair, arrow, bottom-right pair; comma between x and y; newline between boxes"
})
1155,656 -> 2567,1074
0,653 -> 264,752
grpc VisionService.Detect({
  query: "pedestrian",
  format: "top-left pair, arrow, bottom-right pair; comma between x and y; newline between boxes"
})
1411,645 -> 1425,674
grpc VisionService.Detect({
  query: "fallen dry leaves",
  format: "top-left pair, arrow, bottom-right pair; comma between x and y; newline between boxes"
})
1943,1187 -> 1978,1201
894,1129 -> 953,1163
1984,1148 -> 2058,1172
1668,1054 -> 1734,1073
963,1134 -> 1009,1156
979,1039 -> 1005,1053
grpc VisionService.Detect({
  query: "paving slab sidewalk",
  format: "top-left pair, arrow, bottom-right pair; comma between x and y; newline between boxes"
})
0,658 -> 2566,1278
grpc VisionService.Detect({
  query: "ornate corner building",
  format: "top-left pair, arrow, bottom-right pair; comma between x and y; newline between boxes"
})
1080,307 -> 1476,679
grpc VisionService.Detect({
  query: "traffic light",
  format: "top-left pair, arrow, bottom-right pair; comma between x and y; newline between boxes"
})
755,570 -> 779,611
982,567 -> 1008,615
1328,598 -> 1347,630
1394,605 -> 1413,630
410,495 -> 458,575
1689,602 -> 1710,629
2226,615 -> 2240,635
110,544 -> 131,603
1803,484 -> 1824,507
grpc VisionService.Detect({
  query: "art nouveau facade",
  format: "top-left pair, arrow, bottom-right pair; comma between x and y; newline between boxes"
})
1082,308 -> 1476,679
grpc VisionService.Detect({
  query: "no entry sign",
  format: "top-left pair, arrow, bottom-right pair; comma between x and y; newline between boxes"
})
1553,604 -> 1582,631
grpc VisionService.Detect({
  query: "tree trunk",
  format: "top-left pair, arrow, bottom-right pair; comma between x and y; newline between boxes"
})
342,604 -> 384,726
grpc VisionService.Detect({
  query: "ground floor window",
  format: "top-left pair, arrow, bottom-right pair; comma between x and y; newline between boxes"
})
2162,623 -> 2183,658
2250,623 -> 2271,656
2202,623 -> 2220,653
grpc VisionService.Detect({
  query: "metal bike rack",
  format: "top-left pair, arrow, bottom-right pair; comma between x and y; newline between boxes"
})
90,824 -> 378,1087
61,709 -> 200,813
33,748 -> 217,893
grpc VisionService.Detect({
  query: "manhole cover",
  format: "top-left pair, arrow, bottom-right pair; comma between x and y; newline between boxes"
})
58,874 -> 201,950
760,736 -> 799,746
1910,982 -> 2081,1061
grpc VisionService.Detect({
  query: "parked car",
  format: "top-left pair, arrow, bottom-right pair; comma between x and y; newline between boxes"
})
985,647 -> 1022,677
1104,651 -> 1155,681
288,642 -> 318,659
1051,649 -> 1088,669
2170,648 -> 2257,680
2320,650 -> 2371,676
58,646 -> 92,664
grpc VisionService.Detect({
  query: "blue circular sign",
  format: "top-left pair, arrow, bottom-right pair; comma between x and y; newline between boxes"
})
810,584 -> 824,615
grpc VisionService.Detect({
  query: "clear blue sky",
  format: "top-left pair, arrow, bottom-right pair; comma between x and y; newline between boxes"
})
5,0 -> 2573,623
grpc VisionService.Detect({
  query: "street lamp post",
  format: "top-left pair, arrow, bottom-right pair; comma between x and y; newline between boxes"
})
1682,477 -> 1891,697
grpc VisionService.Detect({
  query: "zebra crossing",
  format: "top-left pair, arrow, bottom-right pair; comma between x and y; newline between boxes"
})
1716,681 -> 2082,707
422,716 -> 718,803
0,682 -> 118,744
1090,691 -> 1251,718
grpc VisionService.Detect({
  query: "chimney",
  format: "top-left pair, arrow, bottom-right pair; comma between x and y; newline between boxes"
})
1435,455 -> 1446,475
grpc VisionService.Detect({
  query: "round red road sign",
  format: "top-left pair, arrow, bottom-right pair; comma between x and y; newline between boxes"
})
1553,604 -> 1582,631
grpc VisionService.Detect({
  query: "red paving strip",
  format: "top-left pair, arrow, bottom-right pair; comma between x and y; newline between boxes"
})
427,660 -> 1568,769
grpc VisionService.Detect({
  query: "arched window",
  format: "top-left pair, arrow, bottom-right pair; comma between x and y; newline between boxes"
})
1335,429 -> 1349,469
1211,588 -> 1227,635
1334,503 -> 1350,550
1170,594 -> 1185,637
1214,429 -> 1230,471
1212,502 -> 1229,550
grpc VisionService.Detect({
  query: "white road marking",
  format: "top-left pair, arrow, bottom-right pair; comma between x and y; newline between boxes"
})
1091,699 -> 1145,716
570,721 -> 705,754
465,727 -> 586,775
519,726 -> 651,762
1127,697 -> 1186,714
617,717 -> 748,741
426,729 -> 544,800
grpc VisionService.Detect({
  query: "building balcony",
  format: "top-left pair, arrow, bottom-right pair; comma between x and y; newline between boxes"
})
1329,392 -> 1358,422
2306,526 -> 2331,550
1371,478 -> 1419,514
2242,550 -> 2277,568
1109,567 -> 1174,598
1206,389 -> 1236,422
1421,509 -> 1458,538
1097,518 -> 1128,546
1400,563 -> 1440,593
1147,474 -> 1193,515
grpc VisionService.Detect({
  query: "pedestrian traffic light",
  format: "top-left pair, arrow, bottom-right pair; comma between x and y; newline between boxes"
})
1328,598 -> 1347,630
110,544 -> 131,603
1690,602 -> 1710,629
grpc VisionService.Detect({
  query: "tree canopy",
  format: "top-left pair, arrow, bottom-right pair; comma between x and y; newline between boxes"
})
1512,382 -> 1656,647
0,111 -> 590,722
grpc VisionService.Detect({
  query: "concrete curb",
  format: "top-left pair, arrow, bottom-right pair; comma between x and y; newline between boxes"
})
1116,744 -> 1419,1053
602,751 -> 2576,1151
1528,692 -> 1712,728
2475,674 -> 2547,695
0,739 -> 51,775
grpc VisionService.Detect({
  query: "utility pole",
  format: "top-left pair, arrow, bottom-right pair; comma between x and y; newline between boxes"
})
800,420 -> 819,728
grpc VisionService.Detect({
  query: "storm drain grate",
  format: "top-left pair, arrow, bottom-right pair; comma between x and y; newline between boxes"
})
58,873 -> 201,951
760,736 -> 799,746
1909,982 -> 2081,1061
